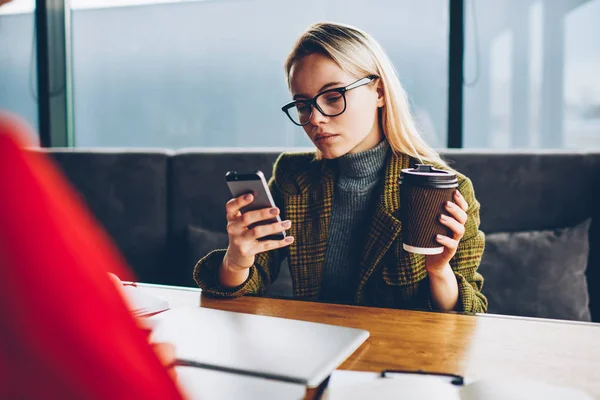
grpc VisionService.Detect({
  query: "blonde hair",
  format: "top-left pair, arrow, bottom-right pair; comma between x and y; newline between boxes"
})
285,21 -> 446,166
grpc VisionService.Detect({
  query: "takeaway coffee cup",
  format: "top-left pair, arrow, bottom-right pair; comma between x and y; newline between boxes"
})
399,164 -> 459,255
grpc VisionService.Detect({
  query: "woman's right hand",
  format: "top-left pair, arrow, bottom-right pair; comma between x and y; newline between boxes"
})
221,193 -> 294,275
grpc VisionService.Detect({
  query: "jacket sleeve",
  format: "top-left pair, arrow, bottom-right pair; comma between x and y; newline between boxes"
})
450,175 -> 488,313
192,175 -> 286,297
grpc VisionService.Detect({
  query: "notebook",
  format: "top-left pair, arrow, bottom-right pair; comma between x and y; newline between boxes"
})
323,370 -> 595,400
149,306 -> 369,388
109,274 -> 170,317
120,284 -> 170,317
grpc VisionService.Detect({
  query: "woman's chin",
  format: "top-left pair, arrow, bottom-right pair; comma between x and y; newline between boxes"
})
316,143 -> 349,159
319,148 -> 343,159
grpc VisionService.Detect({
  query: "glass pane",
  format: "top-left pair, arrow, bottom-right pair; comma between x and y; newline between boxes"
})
0,1 -> 39,140
564,0 -> 600,148
70,0 -> 448,148
463,0 -> 600,149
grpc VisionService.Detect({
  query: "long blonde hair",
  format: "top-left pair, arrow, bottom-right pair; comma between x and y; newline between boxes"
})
285,21 -> 446,166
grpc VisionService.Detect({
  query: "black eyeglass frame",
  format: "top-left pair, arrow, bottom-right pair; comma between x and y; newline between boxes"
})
281,75 -> 379,126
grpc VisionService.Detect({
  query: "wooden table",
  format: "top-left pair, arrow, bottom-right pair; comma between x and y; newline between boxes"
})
137,283 -> 600,398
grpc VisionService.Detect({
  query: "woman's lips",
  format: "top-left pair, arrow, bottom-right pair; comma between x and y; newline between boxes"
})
314,134 -> 339,144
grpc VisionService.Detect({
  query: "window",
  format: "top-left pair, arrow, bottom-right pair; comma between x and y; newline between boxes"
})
564,0 -> 600,148
0,1 -> 39,139
463,0 -> 600,149
69,0 -> 448,148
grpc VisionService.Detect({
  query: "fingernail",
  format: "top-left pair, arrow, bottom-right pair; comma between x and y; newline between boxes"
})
437,234 -> 444,240
440,214 -> 448,221
281,220 -> 291,228
284,236 -> 294,243
244,193 -> 253,201
456,190 -> 463,198
446,201 -> 453,208
269,207 -> 279,215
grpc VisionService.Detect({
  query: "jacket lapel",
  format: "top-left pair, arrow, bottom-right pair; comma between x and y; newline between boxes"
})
287,159 -> 335,299
355,150 -> 411,295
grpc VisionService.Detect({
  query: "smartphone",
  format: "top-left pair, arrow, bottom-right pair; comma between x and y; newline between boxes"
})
225,170 -> 286,241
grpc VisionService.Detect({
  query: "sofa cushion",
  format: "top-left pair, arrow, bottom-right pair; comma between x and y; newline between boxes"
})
42,149 -> 170,284
584,153 -> 600,322
478,218 -> 592,321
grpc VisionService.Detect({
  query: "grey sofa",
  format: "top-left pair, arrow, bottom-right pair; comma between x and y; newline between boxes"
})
41,148 -> 600,323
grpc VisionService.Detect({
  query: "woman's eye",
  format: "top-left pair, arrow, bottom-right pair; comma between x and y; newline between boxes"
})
296,103 -> 311,113
325,95 -> 342,103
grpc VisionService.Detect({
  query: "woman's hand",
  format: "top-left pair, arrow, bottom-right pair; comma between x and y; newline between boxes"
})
137,319 -> 180,386
425,190 -> 469,274
222,193 -> 294,273
109,276 -> 181,387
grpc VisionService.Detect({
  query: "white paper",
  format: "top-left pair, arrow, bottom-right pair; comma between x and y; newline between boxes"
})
323,370 -> 595,400
324,374 -> 461,400
120,284 -> 170,317
460,379 -> 595,400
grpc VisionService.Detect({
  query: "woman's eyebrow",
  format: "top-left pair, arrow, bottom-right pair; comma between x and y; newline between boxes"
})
293,81 -> 344,100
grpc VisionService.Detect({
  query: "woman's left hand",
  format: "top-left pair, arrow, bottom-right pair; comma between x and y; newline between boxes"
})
425,190 -> 469,273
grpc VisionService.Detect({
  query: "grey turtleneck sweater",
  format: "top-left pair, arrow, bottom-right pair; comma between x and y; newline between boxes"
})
320,139 -> 390,304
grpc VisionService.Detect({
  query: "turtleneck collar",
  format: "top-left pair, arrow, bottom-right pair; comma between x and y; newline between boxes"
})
337,139 -> 389,180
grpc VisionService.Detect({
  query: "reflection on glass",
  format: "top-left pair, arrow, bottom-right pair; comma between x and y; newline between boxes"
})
489,30 -> 512,148
68,0 -> 448,148
0,1 -> 39,138
564,0 -> 600,149
528,1 -> 543,148
463,0 -> 600,149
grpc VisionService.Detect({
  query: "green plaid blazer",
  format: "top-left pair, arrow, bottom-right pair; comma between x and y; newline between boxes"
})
194,149 -> 487,313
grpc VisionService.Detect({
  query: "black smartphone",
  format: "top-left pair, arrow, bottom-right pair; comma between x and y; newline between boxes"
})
225,170 -> 286,241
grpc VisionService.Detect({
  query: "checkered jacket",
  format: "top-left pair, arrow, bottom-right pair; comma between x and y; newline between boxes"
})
194,150 -> 487,313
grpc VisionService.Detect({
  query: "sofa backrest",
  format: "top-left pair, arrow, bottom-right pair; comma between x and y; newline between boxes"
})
442,150 -> 600,322
43,149 -> 171,284
441,151 -> 596,233
168,149 -> 281,287
37,148 -> 600,322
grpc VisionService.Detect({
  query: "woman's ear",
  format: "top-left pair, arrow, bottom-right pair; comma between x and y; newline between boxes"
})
376,80 -> 385,108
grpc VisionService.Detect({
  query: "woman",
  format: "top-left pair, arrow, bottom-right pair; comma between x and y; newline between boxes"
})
194,22 -> 487,313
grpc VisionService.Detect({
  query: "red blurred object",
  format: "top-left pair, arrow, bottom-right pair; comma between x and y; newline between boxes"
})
0,112 -> 183,399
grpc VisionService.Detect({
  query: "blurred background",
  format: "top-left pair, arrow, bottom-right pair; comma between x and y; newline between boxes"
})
0,0 -> 599,150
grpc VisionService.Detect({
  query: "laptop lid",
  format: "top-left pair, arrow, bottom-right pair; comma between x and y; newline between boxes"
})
150,306 -> 369,388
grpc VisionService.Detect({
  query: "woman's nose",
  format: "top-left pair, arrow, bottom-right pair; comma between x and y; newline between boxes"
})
308,105 -> 328,125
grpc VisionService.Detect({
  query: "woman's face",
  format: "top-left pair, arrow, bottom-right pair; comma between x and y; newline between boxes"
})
289,53 -> 384,159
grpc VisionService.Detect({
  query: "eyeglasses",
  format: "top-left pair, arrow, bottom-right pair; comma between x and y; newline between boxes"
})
281,75 -> 379,126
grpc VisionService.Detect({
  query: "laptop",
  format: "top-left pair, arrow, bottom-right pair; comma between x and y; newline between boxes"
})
175,366 -> 306,400
149,306 -> 369,388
